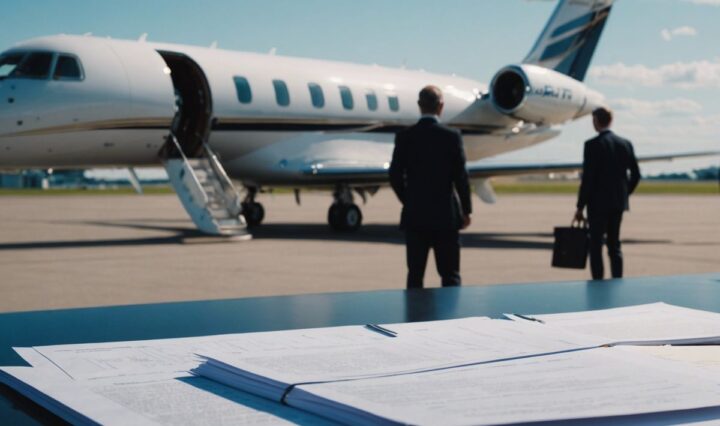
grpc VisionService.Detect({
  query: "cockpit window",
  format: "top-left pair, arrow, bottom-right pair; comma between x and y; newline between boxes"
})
54,55 -> 83,80
0,53 -> 25,79
12,52 -> 53,79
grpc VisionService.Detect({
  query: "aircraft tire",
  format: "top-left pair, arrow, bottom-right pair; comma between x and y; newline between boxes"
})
328,204 -> 343,231
341,204 -> 362,232
328,203 -> 362,232
242,202 -> 265,227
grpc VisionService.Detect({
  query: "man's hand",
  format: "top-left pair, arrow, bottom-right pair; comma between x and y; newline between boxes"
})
574,209 -> 585,223
461,214 -> 471,230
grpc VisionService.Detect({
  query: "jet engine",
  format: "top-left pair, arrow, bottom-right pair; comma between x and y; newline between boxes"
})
490,64 -> 604,124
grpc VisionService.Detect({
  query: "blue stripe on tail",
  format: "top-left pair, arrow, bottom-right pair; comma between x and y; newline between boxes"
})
524,1 -> 613,82
552,14 -> 609,81
542,6 -> 611,81
551,12 -> 595,38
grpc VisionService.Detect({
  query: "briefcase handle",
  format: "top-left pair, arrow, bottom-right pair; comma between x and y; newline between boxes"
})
571,218 -> 588,229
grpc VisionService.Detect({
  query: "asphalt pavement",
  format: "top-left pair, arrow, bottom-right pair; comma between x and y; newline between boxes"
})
0,190 -> 717,312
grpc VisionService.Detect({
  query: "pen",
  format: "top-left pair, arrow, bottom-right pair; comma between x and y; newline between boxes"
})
512,313 -> 545,324
365,323 -> 398,338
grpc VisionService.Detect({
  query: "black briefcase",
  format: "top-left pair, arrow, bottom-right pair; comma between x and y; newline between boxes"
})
552,221 -> 589,269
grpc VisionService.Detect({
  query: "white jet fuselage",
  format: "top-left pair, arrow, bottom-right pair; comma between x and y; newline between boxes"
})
0,35 -> 584,186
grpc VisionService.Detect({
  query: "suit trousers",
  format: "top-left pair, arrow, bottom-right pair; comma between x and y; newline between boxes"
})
405,229 -> 461,289
588,208 -> 624,280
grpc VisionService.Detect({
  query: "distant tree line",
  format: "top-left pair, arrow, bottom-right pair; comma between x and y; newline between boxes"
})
647,166 -> 719,181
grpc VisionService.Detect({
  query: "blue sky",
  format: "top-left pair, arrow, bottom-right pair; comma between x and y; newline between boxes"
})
2,0 -> 719,174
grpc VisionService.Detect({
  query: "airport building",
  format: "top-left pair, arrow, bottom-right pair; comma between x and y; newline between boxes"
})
0,170 -> 50,188
0,169 -> 168,189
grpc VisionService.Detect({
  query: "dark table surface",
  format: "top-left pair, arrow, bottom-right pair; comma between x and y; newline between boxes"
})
2,273 -> 719,424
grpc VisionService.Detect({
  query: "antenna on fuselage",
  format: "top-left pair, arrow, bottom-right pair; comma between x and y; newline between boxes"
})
269,47 -> 277,56
82,32 -> 92,37
138,33 -> 148,42
210,41 -> 218,49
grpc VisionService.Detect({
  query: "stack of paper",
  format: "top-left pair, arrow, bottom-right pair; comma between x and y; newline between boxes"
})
2,304 -> 720,425
192,317 -> 603,401
283,349 -> 720,425
1,336 -> 335,425
506,302 -> 720,345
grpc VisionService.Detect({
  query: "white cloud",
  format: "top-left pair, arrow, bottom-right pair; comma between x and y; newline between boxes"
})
692,113 -> 720,126
660,26 -> 698,41
610,98 -> 703,116
682,0 -> 720,5
589,60 -> 720,89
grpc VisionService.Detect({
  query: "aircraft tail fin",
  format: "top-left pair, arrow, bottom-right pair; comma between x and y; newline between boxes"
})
524,0 -> 614,82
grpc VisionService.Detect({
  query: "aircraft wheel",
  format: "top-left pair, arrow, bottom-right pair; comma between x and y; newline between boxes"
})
242,202 -> 265,227
342,204 -> 362,231
328,203 -> 362,232
328,204 -> 343,231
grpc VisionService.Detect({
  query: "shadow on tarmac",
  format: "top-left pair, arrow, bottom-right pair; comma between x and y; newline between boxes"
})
0,221 -> 674,251
253,224 -> 673,250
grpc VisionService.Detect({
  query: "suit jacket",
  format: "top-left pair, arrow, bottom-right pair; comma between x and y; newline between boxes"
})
389,117 -> 472,231
577,130 -> 641,212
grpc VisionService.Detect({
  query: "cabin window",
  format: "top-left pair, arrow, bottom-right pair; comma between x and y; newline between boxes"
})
12,52 -> 53,79
233,76 -> 252,104
273,79 -> 290,106
365,91 -> 378,111
0,53 -> 25,79
388,95 -> 400,112
339,86 -> 353,110
308,83 -> 324,108
53,55 -> 83,80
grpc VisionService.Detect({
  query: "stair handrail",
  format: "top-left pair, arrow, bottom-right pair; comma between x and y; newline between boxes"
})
166,132 -> 190,163
166,132 -> 210,207
203,142 -> 243,217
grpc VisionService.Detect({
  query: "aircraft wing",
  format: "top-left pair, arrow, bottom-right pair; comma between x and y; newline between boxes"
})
301,162 -> 390,184
466,150 -> 720,178
303,150 -> 719,182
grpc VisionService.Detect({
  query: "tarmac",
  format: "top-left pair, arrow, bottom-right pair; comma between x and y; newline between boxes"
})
0,190 -> 718,313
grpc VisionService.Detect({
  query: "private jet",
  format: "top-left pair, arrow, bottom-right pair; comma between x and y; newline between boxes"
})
0,0 -> 713,235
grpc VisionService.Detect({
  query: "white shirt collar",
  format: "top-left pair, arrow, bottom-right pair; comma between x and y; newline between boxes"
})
421,114 -> 440,122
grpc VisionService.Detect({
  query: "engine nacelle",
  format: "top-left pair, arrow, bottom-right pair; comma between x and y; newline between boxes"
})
490,64 -> 604,124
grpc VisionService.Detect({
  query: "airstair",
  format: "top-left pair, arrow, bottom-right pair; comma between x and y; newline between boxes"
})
163,133 -> 250,238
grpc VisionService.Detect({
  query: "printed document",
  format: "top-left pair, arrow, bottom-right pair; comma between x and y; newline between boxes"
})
290,348 -> 720,425
507,302 -> 720,345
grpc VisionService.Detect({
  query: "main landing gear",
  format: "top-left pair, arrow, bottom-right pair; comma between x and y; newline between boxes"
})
241,185 -> 366,231
241,186 -> 265,227
328,185 -> 363,232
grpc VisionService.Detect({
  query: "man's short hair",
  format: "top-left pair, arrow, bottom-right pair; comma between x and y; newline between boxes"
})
418,85 -> 443,112
592,107 -> 613,128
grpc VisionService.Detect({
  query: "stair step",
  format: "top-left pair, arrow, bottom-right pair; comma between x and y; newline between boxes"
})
218,222 -> 247,230
163,140 -> 247,236
187,163 -> 209,171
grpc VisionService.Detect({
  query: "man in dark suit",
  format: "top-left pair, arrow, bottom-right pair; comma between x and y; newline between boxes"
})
575,107 -> 641,280
389,85 -> 472,289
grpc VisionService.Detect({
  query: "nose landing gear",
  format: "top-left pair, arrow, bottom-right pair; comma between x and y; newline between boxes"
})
328,185 -> 363,232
